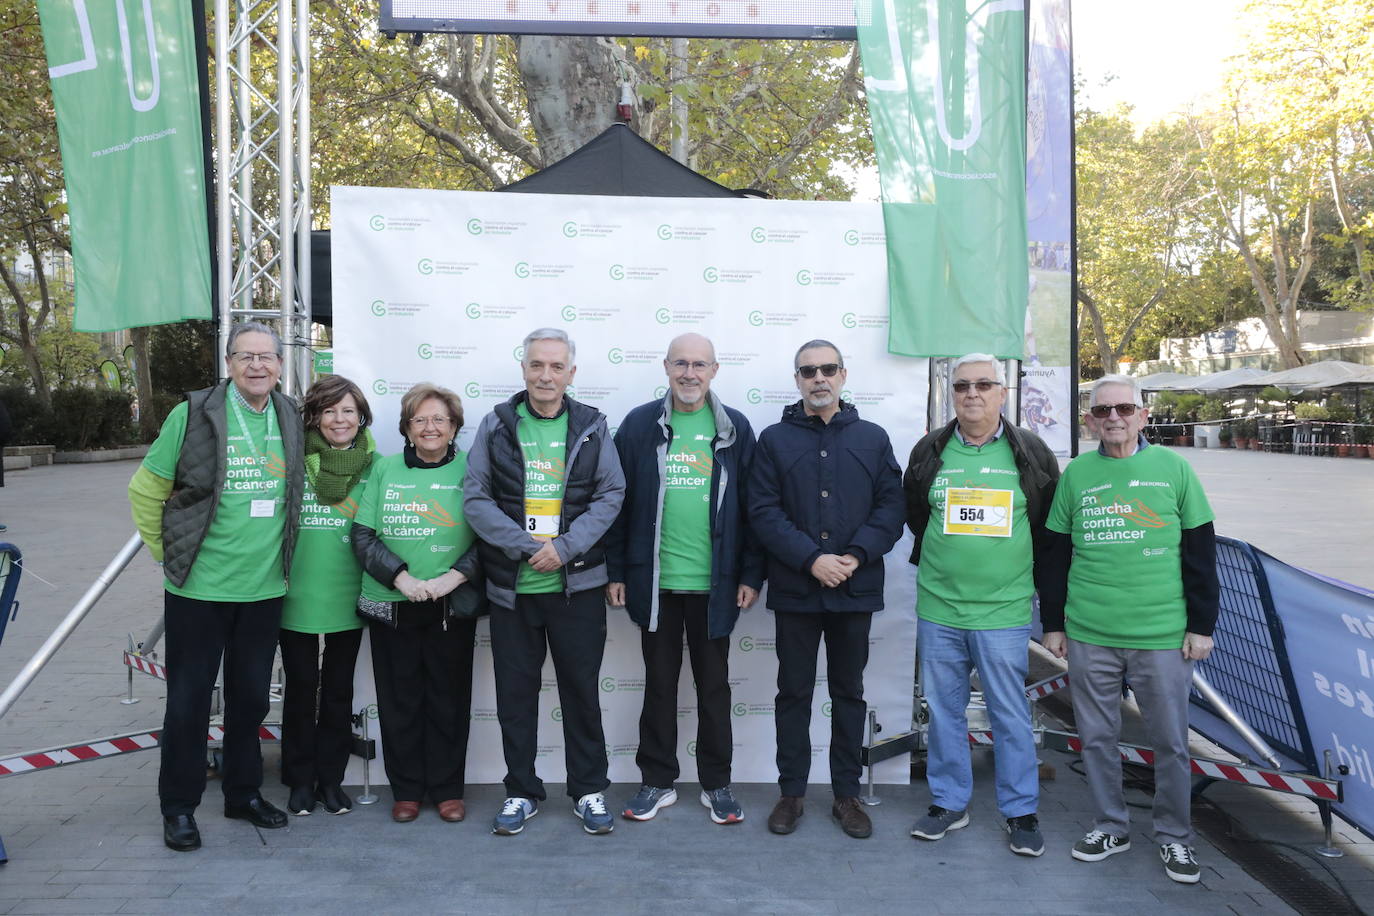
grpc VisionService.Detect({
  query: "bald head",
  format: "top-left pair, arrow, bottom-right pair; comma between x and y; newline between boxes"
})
663,333 -> 719,412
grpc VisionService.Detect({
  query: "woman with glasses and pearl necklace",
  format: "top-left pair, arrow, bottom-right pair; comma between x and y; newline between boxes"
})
350,383 -> 485,825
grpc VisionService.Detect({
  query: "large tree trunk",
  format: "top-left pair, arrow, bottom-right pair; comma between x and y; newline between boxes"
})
515,36 -> 627,164
129,326 -> 158,441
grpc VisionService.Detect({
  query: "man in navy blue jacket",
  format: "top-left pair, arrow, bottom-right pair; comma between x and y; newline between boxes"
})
750,339 -> 904,839
607,333 -> 764,826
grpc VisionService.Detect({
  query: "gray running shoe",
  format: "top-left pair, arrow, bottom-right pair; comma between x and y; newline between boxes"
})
910,805 -> 969,840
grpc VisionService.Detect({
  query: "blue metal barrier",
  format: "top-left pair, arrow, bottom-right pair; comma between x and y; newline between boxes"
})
1193,536 -> 1374,842
1194,538 -> 1316,771
0,543 -> 21,650
0,542 -> 22,864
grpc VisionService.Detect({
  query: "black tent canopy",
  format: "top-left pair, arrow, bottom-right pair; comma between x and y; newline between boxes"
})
310,124 -> 744,325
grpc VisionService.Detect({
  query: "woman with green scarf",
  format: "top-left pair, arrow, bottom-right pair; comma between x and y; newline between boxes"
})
280,375 -> 376,817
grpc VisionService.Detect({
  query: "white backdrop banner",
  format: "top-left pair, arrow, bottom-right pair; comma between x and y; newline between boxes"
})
333,186 -> 926,787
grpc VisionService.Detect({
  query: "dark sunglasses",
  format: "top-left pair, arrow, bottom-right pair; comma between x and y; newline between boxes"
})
952,380 -> 1000,393
1089,403 -> 1140,419
796,363 -> 842,379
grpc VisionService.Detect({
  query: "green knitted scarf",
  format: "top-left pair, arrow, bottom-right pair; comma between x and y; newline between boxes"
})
305,427 -> 375,505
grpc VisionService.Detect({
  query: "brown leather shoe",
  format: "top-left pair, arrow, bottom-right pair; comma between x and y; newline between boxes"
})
767,796 -> 804,835
437,799 -> 466,823
832,796 -> 873,838
391,801 -> 421,823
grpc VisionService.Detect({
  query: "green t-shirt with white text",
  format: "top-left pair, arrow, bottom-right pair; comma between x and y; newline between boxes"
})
1046,445 -> 1214,649
917,435 -> 1033,629
658,407 -> 715,591
282,468 -> 370,632
141,399 -> 287,602
516,402 -> 569,594
355,451 -> 475,603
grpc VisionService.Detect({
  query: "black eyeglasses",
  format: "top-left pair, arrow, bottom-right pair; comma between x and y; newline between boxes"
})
1089,403 -> 1141,419
796,363 -> 842,379
952,380 -> 1000,393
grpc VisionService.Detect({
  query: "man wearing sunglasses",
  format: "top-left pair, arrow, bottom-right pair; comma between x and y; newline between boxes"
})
606,333 -> 764,826
902,354 -> 1060,857
1039,374 -> 1218,885
749,339 -> 904,839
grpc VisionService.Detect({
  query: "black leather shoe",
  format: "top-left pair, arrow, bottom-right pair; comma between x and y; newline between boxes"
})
225,795 -> 288,829
317,784 -> 353,815
287,785 -> 316,816
164,814 -> 201,851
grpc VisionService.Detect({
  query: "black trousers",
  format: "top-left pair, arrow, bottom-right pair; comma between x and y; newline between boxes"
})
368,607 -> 476,803
637,592 -> 733,791
278,627 -> 363,790
490,589 -> 608,801
774,609 -> 873,798
159,592 -> 282,816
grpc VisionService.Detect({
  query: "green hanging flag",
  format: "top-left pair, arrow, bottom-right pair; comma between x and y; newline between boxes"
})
37,1 -> 212,332
856,0 -> 1028,359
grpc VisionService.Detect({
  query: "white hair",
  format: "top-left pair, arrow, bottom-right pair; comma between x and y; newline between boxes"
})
1089,374 -> 1143,407
951,353 -> 1005,386
522,327 -> 575,366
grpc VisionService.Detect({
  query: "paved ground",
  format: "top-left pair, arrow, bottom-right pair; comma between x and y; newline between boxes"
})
0,448 -> 1369,915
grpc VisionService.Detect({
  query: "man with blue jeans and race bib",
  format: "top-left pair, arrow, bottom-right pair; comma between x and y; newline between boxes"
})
903,354 -> 1060,856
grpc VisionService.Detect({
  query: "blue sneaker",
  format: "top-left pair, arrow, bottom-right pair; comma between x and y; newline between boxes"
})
574,792 -> 614,834
622,785 -> 678,821
700,786 -> 744,824
491,797 -> 537,835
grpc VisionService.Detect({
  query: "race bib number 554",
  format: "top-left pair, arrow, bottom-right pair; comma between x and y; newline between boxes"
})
943,488 -> 1013,538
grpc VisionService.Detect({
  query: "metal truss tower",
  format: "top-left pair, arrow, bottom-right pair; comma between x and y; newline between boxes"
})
214,0 -> 312,395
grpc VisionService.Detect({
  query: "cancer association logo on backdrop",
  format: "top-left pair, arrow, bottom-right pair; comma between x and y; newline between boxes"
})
368,214 -> 429,232
608,347 -> 657,366
751,225 -> 807,244
656,223 -> 715,242
418,258 -> 434,275
467,217 -> 525,237
464,382 -> 482,398
371,299 -> 387,316
702,266 -> 761,285
561,304 -> 622,323
466,303 -> 482,319
562,220 -> 619,239
842,227 -> 885,246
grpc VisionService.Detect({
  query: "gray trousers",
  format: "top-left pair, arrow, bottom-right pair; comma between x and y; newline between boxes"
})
1068,639 -> 1194,845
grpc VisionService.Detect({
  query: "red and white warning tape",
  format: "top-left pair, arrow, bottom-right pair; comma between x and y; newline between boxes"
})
1059,735 -> 1341,801
1025,673 -> 1070,701
968,730 -> 995,746
0,724 -> 283,778
123,650 -> 168,681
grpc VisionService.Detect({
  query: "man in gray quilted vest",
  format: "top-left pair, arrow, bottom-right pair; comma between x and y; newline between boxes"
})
128,321 -> 304,852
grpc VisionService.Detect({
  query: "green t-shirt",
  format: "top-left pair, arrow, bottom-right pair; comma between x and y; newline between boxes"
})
141,397 -> 287,602
355,451 -> 476,602
281,465 -> 371,633
659,407 -> 716,591
516,403 -> 569,594
917,436 -> 1033,629
1046,445 -> 1215,649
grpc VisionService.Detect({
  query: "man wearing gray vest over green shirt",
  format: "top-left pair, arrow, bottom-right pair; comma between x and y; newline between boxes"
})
128,321 -> 304,852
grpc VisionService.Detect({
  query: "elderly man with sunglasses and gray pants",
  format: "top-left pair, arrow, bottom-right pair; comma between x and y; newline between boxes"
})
903,353 -> 1060,857
1039,374 -> 1218,885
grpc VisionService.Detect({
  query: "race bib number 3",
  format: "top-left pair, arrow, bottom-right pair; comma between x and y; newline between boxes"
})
525,497 -> 562,539
943,488 -> 1013,538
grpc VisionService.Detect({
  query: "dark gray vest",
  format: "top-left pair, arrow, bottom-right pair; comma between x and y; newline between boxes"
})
162,382 -> 304,588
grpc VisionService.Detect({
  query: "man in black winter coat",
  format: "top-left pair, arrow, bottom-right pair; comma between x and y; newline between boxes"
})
749,339 -> 904,840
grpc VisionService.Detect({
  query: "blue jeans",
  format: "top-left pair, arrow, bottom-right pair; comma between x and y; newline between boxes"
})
919,618 -> 1037,817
